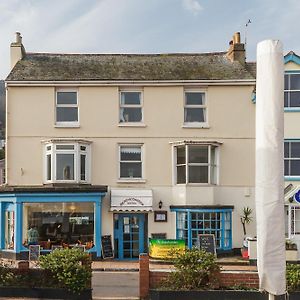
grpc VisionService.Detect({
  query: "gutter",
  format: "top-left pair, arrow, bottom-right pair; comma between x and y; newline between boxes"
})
5,79 -> 256,87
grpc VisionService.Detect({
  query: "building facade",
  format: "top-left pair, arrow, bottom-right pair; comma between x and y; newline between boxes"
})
0,32 -> 257,259
283,51 -> 300,255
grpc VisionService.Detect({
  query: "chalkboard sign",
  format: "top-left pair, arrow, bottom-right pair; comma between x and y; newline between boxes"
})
29,245 -> 40,261
101,235 -> 114,259
198,234 -> 216,256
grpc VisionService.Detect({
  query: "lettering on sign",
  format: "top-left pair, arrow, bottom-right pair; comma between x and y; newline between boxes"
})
198,234 -> 216,256
120,197 -> 144,206
101,235 -> 114,259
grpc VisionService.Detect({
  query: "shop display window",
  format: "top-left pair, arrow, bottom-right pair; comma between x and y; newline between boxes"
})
23,202 -> 94,250
175,209 -> 232,251
5,211 -> 14,250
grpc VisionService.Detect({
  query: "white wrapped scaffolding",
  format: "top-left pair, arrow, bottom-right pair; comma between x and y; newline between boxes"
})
255,40 -> 286,296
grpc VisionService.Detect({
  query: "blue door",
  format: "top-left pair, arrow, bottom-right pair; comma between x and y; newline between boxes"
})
114,214 -> 145,259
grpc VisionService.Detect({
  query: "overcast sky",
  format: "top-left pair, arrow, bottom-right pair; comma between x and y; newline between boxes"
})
0,0 -> 299,79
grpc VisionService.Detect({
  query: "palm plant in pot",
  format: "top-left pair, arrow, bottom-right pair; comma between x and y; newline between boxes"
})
240,206 -> 253,258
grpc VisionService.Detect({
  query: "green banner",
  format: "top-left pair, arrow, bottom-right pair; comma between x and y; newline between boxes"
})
149,239 -> 185,259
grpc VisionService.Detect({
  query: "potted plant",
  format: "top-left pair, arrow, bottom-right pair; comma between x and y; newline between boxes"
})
286,240 -> 298,261
240,206 -> 253,259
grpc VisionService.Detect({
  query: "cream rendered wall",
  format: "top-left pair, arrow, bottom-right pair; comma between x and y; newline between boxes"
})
6,85 -> 255,186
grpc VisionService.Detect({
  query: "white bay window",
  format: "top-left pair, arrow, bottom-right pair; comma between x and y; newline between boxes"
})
174,142 -> 219,185
44,141 -> 90,183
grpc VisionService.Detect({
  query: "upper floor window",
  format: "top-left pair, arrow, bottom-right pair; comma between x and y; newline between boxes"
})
184,92 -> 207,125
119,91 -> 143,123
284,141 -> 300,177
175,143 -> 218,184
119,145 -> 143,180
44,141 -> 90,183
56,89 -> 79,126
284,73 -> 300,108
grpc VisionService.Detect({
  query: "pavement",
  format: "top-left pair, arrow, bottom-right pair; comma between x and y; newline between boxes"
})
91,255 -> 258,272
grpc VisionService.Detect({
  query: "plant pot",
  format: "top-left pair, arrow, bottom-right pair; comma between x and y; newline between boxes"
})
241,248 -> 249,259
0,287 -> 92,299
149,289 -> 300,300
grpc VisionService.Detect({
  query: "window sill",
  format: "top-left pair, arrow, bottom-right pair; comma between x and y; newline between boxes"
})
118,123 -> 147,127
117,179 -> 146,183
55,123 -> 80,128
182,123 -> 210,129
174,183 -> 217,186
284,108 -> 300,112
285,176 -> 300,181
43,181 -> 91,184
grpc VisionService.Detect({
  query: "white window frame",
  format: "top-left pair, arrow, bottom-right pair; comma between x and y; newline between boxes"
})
284,140 -> 300,178
55,88 -> 79,127
287,205 -> 300,238
43,141 -> 91,184
119,90 -> 144,126
284,73 -> 300,108
118,144 -> 145,182
173,143 -> 219,185
183,90 -> 208,128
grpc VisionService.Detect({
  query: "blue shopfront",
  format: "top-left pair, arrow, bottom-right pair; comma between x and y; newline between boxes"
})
0,186 -> 107,260
171,206 -> 233,252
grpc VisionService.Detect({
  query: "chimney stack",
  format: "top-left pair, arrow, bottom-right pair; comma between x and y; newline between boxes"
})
226,32 -> 245,65
10,32 -> 26,70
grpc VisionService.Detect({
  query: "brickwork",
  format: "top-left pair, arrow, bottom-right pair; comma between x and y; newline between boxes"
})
219,271 -> 259,289
150,271 -> 170,288
139,254 -> 259,298
148,270 -> 259,290
139,253 -> 150,299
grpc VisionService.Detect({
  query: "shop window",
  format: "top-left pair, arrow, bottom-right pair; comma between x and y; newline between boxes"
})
119,145 -> 143,179
56,89 -> 79,126
175,209 -> 232,251
284,141 -> 300,177
284,73 -> 300,108
23,202 -> 94,250
44,141 -> 90,183
175,144 -> 218,184
289,206 -> 300,237
184,91 -> 207,125
119,91 -> 143,123
5,211 -> 14,250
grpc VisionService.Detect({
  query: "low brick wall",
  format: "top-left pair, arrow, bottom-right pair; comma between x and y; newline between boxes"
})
150,270 -> 171,288
149,270 -> 259,289
219,271 -> 259,289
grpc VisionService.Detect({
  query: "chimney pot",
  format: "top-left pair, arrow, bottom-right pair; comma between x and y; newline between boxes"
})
233,32 -> 241,44
16,32 -> 22,44
10,32 -> 25,69
226,32 -> 245,65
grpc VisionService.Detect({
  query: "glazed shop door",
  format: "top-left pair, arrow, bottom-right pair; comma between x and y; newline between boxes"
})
114,214 -> 146,259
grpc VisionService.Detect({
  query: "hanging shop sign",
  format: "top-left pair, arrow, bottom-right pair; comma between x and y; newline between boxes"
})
110,189 -> 153,212
294,190 -> 300,204
149,239 -> 185,259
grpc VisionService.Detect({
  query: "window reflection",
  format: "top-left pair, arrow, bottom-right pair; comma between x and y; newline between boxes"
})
23,202 -> 94,250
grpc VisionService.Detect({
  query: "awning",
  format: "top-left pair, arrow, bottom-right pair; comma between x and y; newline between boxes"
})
110,189 -> 153,212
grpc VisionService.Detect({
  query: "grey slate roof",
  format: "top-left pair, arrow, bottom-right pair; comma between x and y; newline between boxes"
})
6,52 -> 256,81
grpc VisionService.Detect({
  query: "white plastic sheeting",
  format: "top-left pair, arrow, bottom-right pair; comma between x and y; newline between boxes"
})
256,40 -> 286,295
